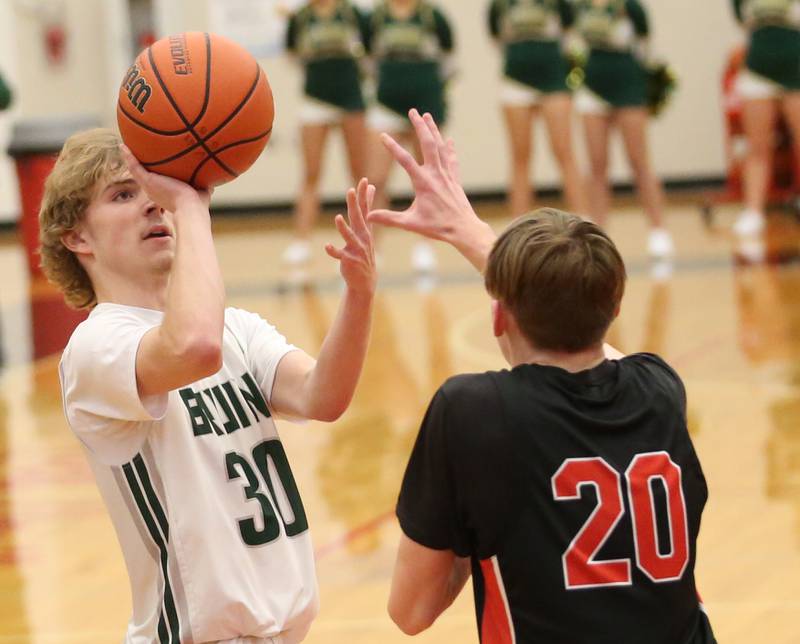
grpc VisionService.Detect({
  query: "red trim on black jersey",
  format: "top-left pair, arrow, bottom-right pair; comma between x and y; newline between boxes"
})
479,557 -> 515,644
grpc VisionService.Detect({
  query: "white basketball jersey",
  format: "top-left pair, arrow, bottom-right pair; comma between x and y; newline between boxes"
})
59,303 -> 319,644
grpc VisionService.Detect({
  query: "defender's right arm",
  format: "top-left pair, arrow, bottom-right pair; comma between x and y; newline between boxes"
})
367,110 -> 625,360
368,110 -> 495,272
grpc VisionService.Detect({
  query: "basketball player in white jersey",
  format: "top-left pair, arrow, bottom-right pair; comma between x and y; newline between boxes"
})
38,128 -> 376,644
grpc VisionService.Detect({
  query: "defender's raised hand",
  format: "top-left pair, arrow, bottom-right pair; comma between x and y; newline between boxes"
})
326,178 -> 377,294
367,109 -> 496,272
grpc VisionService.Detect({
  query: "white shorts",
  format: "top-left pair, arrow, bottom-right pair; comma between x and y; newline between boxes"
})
367,102 -> 410,133
735,69 -> 784,101
574,87 -> 612,115
299,97 -> 348,126
500,78 -> 545,107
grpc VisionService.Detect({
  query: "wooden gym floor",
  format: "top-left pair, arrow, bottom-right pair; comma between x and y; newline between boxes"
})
0,199 -> 798,643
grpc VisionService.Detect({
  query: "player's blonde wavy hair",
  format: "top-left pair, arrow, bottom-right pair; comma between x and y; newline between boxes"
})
485,208 -> 626,353
38,128 -> 125,309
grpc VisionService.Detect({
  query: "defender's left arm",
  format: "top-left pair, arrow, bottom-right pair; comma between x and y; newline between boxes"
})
271,179 -> 376,422
389,535 -> 471,635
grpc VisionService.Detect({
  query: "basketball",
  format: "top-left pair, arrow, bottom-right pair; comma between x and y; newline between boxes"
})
116,32 -> 274,189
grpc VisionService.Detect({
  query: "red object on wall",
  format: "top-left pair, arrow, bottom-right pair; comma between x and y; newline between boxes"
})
28,276 -> 88,360
44,24 -> 67,65
138,30 -> 157,50
14,153 -> 58,276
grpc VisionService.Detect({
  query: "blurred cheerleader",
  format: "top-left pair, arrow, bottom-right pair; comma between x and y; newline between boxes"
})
574,0 -> 673,258
488,0 -> 588,216
365,0 -> 454,271
283,0 -> 370,265
732,0 -> 800,236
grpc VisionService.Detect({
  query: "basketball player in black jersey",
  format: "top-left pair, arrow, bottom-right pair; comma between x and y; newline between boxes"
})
368,110 -> 717,644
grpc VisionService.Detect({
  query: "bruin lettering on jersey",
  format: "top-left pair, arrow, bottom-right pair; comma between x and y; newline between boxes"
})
121,64 -> 152,113
169,34 -> 191,75
179,372 -> 270,437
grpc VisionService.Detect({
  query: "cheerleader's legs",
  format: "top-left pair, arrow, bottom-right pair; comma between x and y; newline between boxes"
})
367,119 -> 435,269
294,123 -> 332,240
368,122 -> 422,212
341,111 -> 369,187
780,92 -> 800,190
369,127 -> 399,213
741,98 -> 778,217
616,106 -> 665,229
582,112 -> 612,226
502,104 -> 536,216
541,93 -> 588,216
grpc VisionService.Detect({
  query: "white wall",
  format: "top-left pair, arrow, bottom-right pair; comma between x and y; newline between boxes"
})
12,0 -> 109,119
3,0 -> 745,215
0,0 -> 20,222
647,0 -> 745,180
1,0 -> 115,225
208,0 -> 748,206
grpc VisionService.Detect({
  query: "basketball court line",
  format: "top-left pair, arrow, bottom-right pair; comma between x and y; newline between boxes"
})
0,247 -> 748,370
219,252 -> 742,301
315,510 -> 396,561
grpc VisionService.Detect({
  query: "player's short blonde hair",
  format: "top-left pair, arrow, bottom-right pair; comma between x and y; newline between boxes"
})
39,128 -> 125,309
485,208 -> 626,352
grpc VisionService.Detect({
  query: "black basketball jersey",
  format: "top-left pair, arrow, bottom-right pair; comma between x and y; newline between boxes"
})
397,353 -> 716,644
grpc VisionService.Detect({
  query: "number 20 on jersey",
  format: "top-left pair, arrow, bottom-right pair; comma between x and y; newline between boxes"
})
552,451 -> 690,590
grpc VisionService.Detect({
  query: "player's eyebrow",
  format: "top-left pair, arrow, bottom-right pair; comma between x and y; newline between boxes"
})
101,178 -> 137,195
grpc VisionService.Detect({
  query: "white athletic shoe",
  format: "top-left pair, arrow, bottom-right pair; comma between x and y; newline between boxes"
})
733,209 -> 765,237
411,241 -> 437,273
647,228 -> 674,258
650,259 -> 674,282
736,237 -> 766,264
282,239 -> 311,266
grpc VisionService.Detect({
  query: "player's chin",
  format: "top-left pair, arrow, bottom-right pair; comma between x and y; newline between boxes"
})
148,246 -> 175,273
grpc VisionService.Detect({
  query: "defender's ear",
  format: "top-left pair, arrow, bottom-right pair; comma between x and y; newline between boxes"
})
492,300 -> 506,338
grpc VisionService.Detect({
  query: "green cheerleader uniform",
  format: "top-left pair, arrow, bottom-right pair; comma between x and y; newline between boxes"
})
733,0 -> 800,90
365,1 -> 454,124
0,73 -> 11,111
575,0 -> 649,108
286,1 -> 369,111
0,70 -> 11,111
488,0 -> 574,93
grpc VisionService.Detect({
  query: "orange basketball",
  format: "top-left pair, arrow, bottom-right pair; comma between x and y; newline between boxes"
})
117,32 -> 274,189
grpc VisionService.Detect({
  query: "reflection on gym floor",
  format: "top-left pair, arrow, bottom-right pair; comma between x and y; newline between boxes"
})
0,202 -> 799,643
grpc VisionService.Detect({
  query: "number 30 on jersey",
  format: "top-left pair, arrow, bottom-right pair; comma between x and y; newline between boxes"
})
226,439 -> 309,546
551,451 -> 690,589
